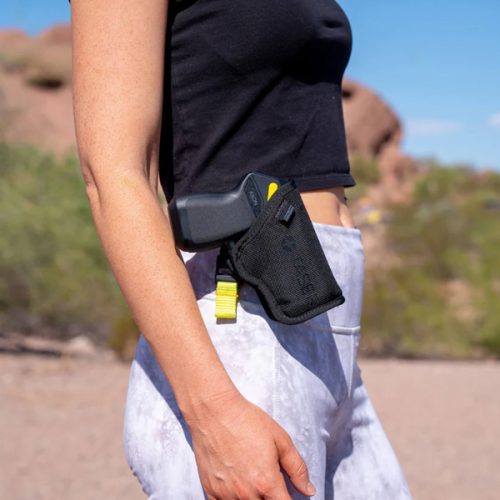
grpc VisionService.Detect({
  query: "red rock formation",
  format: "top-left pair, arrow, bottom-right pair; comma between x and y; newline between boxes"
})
342,78 -> 420,204
342,79 -> 401,157
0,26 -> 74,153
38,24 -> 72,45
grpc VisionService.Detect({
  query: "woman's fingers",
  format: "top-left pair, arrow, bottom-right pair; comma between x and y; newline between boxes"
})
274,428 -> 316,497
263,470 -> 293,500
188,394 -> 312,499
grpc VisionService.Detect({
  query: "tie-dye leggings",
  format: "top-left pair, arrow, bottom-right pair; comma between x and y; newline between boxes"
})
123,221 -> 413,499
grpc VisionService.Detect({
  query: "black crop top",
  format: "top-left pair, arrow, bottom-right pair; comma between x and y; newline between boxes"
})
159,0 -> 356,202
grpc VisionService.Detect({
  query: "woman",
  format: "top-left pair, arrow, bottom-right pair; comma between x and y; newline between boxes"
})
70,0 -> 412,498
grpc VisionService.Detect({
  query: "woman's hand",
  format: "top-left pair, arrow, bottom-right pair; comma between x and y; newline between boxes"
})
185,390 -> 317,499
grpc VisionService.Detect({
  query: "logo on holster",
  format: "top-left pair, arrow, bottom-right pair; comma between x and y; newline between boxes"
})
280,234 -> 318,306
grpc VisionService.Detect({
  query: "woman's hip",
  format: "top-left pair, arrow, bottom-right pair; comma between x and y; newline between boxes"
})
128,220 -> 366,425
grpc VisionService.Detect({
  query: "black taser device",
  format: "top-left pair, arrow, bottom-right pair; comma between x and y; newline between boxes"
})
168,171 -> 345,324
168,172 -> 289,252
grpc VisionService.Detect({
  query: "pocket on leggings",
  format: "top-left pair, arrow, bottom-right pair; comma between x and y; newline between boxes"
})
327,324 -> 361,336
328,325 -> 361,399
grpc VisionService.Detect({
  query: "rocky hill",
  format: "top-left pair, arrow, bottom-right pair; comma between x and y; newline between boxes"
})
0,26 -> 74,153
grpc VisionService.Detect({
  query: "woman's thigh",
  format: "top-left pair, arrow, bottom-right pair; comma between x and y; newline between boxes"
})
270,321 -> 361,499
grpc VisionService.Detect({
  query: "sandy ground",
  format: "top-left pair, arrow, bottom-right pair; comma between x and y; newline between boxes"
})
0,353 -> 499,500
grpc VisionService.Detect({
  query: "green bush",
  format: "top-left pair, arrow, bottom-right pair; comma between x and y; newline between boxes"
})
347,152 -> 380,201
0,143 -> 132,345
361,162 -> 500,358
350,152 -> 381,185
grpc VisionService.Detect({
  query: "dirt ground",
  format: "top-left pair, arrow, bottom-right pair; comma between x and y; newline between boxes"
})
0,353 -> 499,500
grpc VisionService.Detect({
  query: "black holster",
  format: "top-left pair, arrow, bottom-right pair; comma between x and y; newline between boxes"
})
219,179 -> 345,324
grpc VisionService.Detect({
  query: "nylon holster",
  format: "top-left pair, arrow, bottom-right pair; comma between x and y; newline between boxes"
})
222,179 -> 345,324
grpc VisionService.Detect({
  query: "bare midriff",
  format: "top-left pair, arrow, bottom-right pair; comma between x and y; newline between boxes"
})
299,186 -> 356,229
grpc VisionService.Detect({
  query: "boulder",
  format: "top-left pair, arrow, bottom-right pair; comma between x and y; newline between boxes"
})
342,78 -> 402,157
342,78 -> 420,204
38,24 -> 72,45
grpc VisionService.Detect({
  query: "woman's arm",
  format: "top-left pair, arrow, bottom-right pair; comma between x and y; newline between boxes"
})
70,1 -> 315,498
71,0 -> 237,417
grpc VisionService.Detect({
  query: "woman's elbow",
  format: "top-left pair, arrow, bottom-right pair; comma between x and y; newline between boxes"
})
78,153 -> 158,211
76,155 -> 101,206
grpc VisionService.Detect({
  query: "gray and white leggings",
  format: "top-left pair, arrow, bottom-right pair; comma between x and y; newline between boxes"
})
123,222 -> 413,499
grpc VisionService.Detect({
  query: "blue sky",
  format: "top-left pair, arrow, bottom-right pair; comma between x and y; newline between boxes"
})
2,0 -> 499,170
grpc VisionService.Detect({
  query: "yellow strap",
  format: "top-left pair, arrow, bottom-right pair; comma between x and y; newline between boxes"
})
215,280 -> 239,319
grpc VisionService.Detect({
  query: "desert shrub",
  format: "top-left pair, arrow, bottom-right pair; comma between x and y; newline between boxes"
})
350,152 -> 380,184
360,162 -> 500,358
347,152 -> 380,201
0,143 -> 131,345
361,266 -> 471,358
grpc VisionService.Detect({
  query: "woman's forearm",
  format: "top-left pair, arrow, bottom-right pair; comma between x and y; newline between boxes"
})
85,167 -> 238,417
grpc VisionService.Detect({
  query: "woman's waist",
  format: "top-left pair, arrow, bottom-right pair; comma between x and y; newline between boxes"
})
299,186 -> 356,229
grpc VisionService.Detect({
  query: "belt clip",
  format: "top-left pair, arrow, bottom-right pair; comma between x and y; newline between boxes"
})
214,241 -> 239,319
